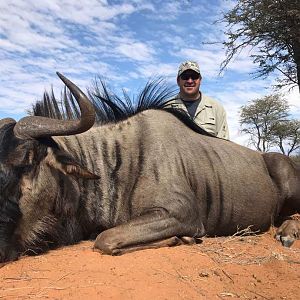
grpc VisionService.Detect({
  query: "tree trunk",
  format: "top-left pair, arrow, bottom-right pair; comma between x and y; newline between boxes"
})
294,42 -> 300,93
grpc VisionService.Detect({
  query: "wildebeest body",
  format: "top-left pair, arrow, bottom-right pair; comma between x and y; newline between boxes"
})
16,111 -> 278,247
60,111 -> 280,235
1,74 -> 299,261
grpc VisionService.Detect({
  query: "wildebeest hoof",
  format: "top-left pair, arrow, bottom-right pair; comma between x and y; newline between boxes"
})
93,231 -> 118,255
93,244 -> 122,256
275,220 -> 300,247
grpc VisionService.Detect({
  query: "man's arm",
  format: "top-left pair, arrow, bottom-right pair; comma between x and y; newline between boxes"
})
217,110 -> 229,140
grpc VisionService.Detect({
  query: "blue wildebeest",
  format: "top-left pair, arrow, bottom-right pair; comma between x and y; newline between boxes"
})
0,73 -> 299,263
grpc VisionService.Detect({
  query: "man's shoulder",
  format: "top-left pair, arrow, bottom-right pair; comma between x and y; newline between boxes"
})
163,94 -> 183,106
202,94 -> 225,111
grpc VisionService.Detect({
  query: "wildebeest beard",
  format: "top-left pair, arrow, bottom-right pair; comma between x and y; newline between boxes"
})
0,122 -> 84,260
0,123 -> 23,261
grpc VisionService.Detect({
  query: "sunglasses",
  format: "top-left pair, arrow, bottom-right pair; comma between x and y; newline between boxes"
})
180,73 -> 200,80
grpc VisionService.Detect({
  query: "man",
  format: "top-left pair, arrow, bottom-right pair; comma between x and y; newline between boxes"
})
164,61 -> 229,140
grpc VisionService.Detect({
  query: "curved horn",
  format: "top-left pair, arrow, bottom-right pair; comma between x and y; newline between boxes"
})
14,72 -> 95,139
0,118 -> 16,129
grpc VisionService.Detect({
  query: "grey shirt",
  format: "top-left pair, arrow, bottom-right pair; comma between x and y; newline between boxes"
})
181,98 -> 201,118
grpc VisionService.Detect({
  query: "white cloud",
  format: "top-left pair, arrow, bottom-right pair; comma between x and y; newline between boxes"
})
136,63 -> 177,78
116,42 -> 155,62
0,1 -> 159,119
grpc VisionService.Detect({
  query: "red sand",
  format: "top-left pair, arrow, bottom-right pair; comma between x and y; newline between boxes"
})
1,230 -> 299,299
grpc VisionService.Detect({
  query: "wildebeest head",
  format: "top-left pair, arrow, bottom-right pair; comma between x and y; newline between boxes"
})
0,73 -> 98,263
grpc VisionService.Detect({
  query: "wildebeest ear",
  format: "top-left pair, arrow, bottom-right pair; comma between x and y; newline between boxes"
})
45,148 -> 99,179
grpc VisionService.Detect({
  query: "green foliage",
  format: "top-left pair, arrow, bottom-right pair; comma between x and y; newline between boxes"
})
271,120 -> 300,155
221,0 -> 300,90
240,94 -> 300,155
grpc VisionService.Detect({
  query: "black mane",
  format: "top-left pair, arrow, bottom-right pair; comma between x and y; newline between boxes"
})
32,78 -> 176,123
31,77 -> 214,137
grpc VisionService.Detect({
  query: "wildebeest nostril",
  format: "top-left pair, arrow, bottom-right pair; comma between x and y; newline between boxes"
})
280,236 -> 294,248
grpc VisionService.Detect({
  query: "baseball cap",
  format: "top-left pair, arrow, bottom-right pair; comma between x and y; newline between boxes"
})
177,61 -> 201,77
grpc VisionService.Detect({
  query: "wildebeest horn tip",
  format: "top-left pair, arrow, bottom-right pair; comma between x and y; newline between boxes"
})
13,72 -> 95,139
56,72 -> 68,84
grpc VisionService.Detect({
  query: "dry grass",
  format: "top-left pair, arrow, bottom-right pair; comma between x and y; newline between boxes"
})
195,226 -> 300,265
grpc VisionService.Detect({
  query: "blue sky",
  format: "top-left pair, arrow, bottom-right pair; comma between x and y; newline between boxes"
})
1,0 -> 299,144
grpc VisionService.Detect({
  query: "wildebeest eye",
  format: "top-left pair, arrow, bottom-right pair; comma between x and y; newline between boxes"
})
5,141 -> 47,174
14,165 -> 33,176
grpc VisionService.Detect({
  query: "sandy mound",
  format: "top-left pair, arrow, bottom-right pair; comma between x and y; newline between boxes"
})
1,230 -> 299,299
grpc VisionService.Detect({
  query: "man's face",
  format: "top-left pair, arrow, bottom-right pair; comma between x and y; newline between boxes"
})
177,70 -> 201,100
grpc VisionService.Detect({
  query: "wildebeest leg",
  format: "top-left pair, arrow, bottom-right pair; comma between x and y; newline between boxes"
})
94,209 -> 205,255
275,219 -> 300,247
263,152 -> 300,211
263,153 -> 300,247
263,153 -> 299,224
95,236 -> 193,255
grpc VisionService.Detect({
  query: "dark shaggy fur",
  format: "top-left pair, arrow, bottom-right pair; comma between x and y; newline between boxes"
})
0,123 -> 28,261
